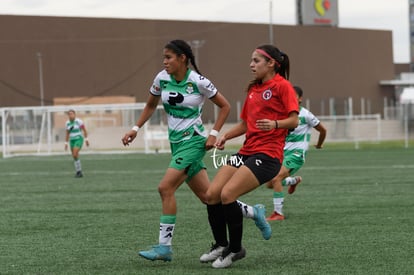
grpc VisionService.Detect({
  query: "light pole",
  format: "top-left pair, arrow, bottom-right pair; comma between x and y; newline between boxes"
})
37,52 -> 45,106
269,0 -> 274,45
188,40 -> 205,64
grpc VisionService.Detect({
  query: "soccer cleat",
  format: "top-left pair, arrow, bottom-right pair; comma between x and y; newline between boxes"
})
138,244 -> 172,262
200,243 -> 227,263
266,211 -> 285,221
253,204 -> 272,240
212,247 -> 246,268
288,176 -> 302,194
75,171 -> 83,178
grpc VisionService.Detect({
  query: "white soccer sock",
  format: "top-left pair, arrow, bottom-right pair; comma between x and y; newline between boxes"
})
237,200 -> 254,218
273,194 -> 284,215
284,176 -> 297,186
74,159 -> 82,172
159,223 -> 175,246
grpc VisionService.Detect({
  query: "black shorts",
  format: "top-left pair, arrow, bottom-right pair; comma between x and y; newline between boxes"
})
227,153 -> 281,185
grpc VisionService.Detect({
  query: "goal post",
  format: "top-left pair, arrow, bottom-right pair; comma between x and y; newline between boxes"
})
316,114 -> 382,149
0,103 -> 170,158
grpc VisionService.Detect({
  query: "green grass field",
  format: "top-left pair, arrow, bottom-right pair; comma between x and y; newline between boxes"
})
1,146 -> 414,274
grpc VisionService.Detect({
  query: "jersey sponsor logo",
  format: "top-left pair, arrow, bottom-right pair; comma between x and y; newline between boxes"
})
168,92 -> 185,106
262,89 -> 272,100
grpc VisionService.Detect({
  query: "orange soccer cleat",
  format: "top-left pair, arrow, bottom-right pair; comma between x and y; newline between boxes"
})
266,211 -> 285,221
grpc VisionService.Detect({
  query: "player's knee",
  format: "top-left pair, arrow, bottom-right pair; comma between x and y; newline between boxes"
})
158,184 -> 174,199
220,190 -> 235,205
265,180 -> 274,189
205,188 -> 220,205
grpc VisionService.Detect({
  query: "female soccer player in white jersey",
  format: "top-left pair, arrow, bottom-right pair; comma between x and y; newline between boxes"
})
64,109 -> 89,178
266,86 -> 327,221
121,40 -> 230,262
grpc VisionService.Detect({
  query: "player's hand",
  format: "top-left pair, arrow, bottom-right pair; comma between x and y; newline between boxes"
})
85,139 -> 90,147
122,131 -> 137,146
64,144 -> 68,151
256,119 -> 276,131
214,136 -> 226,150
205,135 -> 216,151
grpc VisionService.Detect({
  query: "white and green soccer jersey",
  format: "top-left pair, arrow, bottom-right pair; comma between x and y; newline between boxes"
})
284,106 -> 320,158
66,118 -> 84,141
150,69 -> 218,143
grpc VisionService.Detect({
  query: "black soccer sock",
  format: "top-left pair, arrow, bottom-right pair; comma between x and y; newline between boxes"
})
206,203 -> 228,247
223,201 -> 243,253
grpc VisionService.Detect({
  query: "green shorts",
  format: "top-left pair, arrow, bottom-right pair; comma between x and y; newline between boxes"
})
282,150 -> 305,175
169,135 -> 207,181
70,137 -> 84,149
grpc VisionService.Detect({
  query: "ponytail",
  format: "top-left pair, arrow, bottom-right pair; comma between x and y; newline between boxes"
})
278,51 -> 290,80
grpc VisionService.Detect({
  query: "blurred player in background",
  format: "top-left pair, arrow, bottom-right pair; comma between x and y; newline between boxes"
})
122,39 -> 230,262
266,85 -> 327,221
64,109 -> 89,178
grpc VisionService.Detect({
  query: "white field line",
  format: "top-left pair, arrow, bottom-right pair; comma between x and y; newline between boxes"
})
0,169 -> 165,176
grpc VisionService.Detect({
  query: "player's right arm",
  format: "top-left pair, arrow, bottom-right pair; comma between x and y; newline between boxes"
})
215,120 -> 247,150
122,93 -> 160,146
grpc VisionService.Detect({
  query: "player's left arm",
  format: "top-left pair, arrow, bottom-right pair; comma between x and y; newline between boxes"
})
206,92 -> 231,150
64,129 -> 69,150
81,124 -> 89,147
313,122 -> 327,149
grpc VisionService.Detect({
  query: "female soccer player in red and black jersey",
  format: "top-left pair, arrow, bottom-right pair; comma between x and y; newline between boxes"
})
200,45 -> 299,268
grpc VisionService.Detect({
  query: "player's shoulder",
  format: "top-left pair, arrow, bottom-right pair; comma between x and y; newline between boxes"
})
187,70 -> 211,84
75,118 -> 84,124
299,106 -> 313,115
271,76 -> 294,93
273,74 -> 291,85
154,69 -> 170,81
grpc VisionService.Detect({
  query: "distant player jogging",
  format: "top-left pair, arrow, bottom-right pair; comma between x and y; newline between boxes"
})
121,39 -> 230,262
266,86 -> 327,221
64,109 -> 89,178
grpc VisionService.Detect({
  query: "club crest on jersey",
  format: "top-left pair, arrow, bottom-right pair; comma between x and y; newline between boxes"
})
262,89 -> 272,100
186,83 -> 194,94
